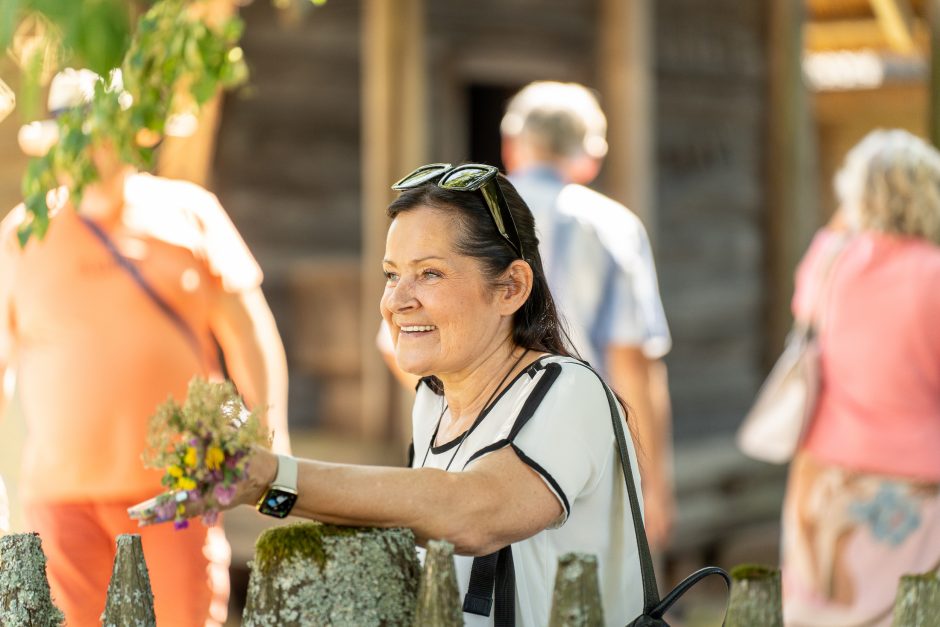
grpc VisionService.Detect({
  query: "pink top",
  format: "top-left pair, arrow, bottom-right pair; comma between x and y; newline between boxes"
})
794,229 -> 940,481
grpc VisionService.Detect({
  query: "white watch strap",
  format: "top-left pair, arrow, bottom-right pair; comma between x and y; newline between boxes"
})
272,454 -> 298,491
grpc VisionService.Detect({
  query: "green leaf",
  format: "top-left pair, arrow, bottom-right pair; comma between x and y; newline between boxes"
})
17,222 -> 33,249
0,0 -> 23,50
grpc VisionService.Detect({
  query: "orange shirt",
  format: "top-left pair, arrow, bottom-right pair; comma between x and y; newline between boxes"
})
794,229 -> 940,481
0,174 -> 262,502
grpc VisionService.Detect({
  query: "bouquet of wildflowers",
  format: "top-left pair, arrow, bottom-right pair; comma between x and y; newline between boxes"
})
142,378 -> 270,529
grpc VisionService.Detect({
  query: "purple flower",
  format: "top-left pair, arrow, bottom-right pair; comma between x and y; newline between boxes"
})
213,483 -> 237,506
202,509 -> 219,526
174,519 -> 189,530
154,500 -> 177,522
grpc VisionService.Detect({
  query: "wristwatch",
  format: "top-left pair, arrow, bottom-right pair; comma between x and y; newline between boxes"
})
256,454 -> 298,518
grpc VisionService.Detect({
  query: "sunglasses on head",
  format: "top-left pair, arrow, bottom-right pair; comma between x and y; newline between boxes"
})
391,163 -> 525,260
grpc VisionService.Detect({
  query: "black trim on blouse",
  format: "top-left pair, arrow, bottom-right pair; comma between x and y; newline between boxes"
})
427,354 -> 555,454
511,443 -> 571,518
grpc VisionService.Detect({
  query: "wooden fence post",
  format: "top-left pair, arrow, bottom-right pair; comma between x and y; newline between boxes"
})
101,534 -> 156,627
892,572 -> 940,626
725,564 -> 783,627
548,552 -> 604,627
413,539 -> 462,627
0,532 -> 64,626
242,522 -> 421,626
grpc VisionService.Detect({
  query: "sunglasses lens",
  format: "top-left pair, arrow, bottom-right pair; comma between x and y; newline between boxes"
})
438,165 -> 496,191
391,163 -> 452,190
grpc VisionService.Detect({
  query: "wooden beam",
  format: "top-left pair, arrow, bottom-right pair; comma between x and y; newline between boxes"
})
156,93 -> 222,186
809,0 -> 876,20
767,0 -> 820,360
597,0 -> 656,244
870,0 -> 918,53
360,0 -> 427,440
805,17 -> 929,51
157,0 -> 237,186
930,0 -> 940,145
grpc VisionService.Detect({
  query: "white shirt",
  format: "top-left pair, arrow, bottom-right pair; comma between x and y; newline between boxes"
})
412,355 -> 645,626
511,168 -> 671,374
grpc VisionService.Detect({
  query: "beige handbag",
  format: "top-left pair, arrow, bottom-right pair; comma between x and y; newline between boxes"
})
737,236 -> 847,464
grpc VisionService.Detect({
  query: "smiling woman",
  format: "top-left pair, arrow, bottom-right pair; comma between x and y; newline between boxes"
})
131,164 -> 649,626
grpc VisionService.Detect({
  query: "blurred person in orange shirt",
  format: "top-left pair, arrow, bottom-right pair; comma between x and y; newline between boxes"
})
0,68 -> 291,627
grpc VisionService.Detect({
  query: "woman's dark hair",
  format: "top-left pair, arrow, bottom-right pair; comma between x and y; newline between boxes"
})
387,172 -> 578,363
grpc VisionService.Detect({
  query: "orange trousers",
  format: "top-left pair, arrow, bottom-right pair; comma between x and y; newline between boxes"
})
25,501 -> 230,627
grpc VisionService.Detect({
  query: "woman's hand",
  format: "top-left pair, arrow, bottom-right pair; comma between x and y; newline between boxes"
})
127,446 -> 277,526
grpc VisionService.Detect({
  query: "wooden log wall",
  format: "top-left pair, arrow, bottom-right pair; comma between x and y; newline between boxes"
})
654,0 -> 770,440
212,0 -> 363,432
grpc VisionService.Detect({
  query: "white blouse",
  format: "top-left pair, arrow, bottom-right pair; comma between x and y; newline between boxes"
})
411,355 -> 645,626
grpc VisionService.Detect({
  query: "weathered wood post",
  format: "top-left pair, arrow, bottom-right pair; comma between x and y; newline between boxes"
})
0,532 -> 64,626
242,522 -> 421,626
892,572 -> 940,627
548,552 -> 604,627
413,539 -> 462,627
725,564 -> 783,627
100,534 -> 156,627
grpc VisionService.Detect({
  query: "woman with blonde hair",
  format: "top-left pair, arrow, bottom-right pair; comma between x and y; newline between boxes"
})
782,129 -> 940,625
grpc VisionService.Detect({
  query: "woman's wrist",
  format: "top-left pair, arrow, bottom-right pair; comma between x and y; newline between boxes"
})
244,447 -> 279,505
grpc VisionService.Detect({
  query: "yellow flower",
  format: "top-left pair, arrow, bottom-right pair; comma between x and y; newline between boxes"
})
178,476 -> 197,491
184,447 -> 198,468
167,465 -> 183,478
177,503 -> 186,516
206,446 -> 225,471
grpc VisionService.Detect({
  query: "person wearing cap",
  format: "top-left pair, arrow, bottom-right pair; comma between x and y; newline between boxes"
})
0,68 -> 291,626
500,81 -> 675,550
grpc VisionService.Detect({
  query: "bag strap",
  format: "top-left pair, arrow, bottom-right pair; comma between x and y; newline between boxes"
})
79,215 -> 204,363
594,368 -> 661,611
804,234 -> 850,332
467,358 -> 731,624
576,361 -> 732,623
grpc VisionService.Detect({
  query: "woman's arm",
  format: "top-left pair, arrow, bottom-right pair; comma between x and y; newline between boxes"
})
210,286 -> 291,455
131,444 -> 564,556
242,446 -> 563,556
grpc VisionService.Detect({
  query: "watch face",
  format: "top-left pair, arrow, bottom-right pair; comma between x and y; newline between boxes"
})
257,487 -> 298,518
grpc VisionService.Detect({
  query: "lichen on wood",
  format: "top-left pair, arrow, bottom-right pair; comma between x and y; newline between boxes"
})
892,572 -> 940,627
726,564 -> 782,627
548,552 -> 604,627
242,522 -> 421,626
100,534 -> 156,627
413,540 -> 462,627
0,533 -> 64,626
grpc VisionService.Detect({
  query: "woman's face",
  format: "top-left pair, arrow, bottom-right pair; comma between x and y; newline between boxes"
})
381,205 -> 514,378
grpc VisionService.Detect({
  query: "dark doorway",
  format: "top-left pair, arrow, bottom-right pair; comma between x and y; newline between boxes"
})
466,83 -> 524,171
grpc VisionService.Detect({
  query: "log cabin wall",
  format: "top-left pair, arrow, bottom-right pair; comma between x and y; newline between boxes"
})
654,0 -> 770,440
212,0 -> 364,432
425,0 -> 598,164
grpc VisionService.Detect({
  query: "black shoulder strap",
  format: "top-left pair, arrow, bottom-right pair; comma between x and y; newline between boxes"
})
573,361 -> 731,624
79,215 -> 204,363
463,360 -> 561,624
465,359 -> 729,625
589,366 -> 661,611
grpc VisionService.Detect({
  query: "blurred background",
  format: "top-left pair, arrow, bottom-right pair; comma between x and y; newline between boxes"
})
1,0 -> 937,622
